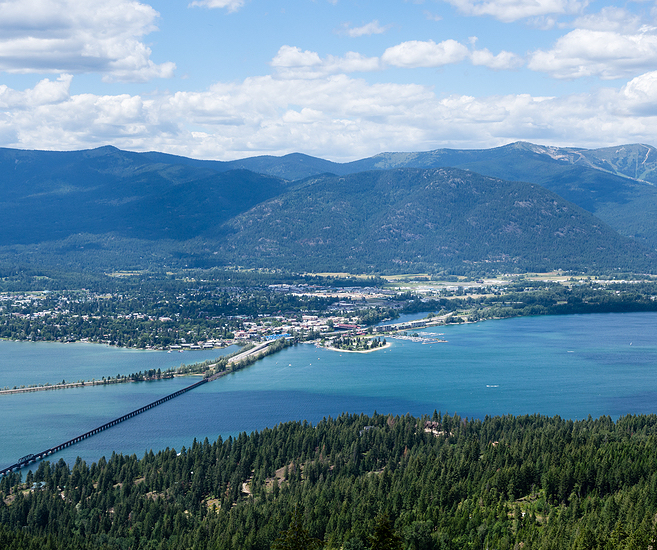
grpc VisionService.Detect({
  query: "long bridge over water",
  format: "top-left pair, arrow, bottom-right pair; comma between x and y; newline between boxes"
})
0,378 -> 208,477
0,340 -> 277,478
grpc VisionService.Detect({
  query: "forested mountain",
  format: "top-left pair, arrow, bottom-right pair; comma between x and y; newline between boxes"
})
348,142 -> 657,249
218,142 -> 657,249
194,141 -> 657,185
0,147 -> 290,244
520,142 -> 657,183
219,168 -> 654,273
120,142 -> 657,250
340,142 -> 657,183
0,145 -> 655,274
2,412 -> 657,550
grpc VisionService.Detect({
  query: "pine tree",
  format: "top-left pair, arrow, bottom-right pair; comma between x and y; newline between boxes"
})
271,507 -> 324,550
369,513 -> 403,550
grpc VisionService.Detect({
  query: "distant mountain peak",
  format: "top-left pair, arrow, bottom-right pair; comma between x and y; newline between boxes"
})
87,145 -> 121,154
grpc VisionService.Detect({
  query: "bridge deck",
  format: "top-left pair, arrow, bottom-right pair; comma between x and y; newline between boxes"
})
0,378 -> 208,477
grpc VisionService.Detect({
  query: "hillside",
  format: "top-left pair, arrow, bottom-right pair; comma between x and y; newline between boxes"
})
340,142 -> 657,183
520,142 -> 657,183
2,412 -> 657,550
0,147 -> 291,245
0,146 -> 297,271
223,140 -> 657,186
351,143 -> 657,246
221,142 -> 657,249
219,168 -> 654,273
140,150 -> 343,181
0,145 -> 655,274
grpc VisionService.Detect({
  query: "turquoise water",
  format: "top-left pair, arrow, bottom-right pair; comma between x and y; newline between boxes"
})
0,342 -> 239,388
1,313 -> 657,470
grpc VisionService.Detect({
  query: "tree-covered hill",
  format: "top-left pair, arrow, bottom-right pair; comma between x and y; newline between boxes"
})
219,168 -> 655,273
0,145 -> 656,274
215,142 -> 657,249
194,141 -> 657,185
0,146 -> 291,244
2,412 -> 657,549
340,141 -> 657,183
351,142 -> 657,249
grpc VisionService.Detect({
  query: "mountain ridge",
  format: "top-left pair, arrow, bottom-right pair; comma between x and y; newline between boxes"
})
0,144 -> 655,274
212,141 -> 657,249
219,167 -> 655,273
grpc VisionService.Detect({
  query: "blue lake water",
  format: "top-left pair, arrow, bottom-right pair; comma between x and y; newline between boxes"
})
1,312 -> 657,471
0,342 -> 240,388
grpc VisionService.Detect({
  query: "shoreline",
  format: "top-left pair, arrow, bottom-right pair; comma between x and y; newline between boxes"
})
0,376 -> 178,396
0,337 -> 233,353
0,342 -> 275,396
0,345 -> 253,396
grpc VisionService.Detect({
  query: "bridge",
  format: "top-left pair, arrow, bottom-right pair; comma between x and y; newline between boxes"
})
0,378 -> 208,477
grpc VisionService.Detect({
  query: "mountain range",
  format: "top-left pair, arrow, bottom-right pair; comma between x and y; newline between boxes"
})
212,141 -> 657,249
1,142 -> 656,274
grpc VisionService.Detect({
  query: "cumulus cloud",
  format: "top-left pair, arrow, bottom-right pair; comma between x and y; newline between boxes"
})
471,48 -> 524,69
0,74 -> 73,108
381,39 -> 470,68
620,71 -> 657,115
272,41 -> 522,78
3,71 -> 657,161
272,46 -> 323,69
380,39 -> 524,70
271,46 -> 380,79
572,6 -> 642,33
0,0 -> 174,82
529,28 -> 657,79
188,0 -> 245,11
441,0 -> 588,22
339,20 -> 390,37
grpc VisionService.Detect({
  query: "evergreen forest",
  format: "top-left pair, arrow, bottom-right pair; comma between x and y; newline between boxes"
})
2,412 -> 657,549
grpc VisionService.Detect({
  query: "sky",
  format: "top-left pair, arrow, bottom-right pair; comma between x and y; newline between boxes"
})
1,0 -> 657,161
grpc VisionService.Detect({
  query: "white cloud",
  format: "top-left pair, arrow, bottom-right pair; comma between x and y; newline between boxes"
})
271,46 -> 380,79
188,0 -> 245,12
381,39 -> 469,68
441,0 -> 589,22
424,11 -> 443,21
272,46 -> 323,69
471,48 -> 524,69
529,28 -> 657,79
0,74 -> 73,108
325,52 -> 382,73
273,40 -> 524,78
620,70 -> 657,115
525,15 -> 558,30
0,0 -> 174,82
4,71 -> 657,162
339,20 -> 390,37
571,6 -> 642,33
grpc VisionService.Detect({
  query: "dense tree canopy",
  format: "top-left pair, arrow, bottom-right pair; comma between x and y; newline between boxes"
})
2,412 -> 657,549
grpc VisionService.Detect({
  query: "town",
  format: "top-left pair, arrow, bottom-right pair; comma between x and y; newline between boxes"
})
1,272 -> 655,354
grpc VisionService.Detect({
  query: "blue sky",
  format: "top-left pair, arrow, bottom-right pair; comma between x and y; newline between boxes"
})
1,0 -> 657,160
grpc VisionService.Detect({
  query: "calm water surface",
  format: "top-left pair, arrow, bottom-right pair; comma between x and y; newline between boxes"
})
1,312 -> 656,470
0,341 -> 239,388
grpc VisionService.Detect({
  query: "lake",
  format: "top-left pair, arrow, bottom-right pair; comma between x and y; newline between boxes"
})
0,342 -> 240,388
2,312 -> 657,471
